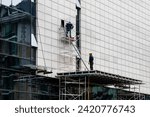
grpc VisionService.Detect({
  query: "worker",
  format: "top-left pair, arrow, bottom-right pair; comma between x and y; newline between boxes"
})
89,53 -> 94,70
66,22 -> 74,37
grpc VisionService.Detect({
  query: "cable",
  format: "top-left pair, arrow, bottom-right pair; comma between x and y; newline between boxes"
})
36,21 -> 47,70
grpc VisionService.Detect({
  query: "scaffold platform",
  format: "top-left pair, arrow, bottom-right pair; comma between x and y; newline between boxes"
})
57,70 -> 142,86
57,70 -> 142,100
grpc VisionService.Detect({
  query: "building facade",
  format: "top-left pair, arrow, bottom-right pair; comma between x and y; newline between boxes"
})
1,0 -> 150,99
81,0 -> 150,95
37,0 -> 150,95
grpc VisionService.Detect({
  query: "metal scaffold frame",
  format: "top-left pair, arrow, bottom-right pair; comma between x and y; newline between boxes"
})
13,75 -> 59,100
58,24 -> 76,71
58,22 -> 88,72
59,76 -> 87,100
0,65 -> 58,99
117,84 -> 145,100
57,70 -> 143,100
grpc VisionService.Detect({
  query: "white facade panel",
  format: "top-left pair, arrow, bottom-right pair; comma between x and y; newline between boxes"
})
37,0 -> 77,75
80,0 -> 150,94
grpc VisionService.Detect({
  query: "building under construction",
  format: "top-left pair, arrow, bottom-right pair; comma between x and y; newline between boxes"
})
0,0 -> 150,100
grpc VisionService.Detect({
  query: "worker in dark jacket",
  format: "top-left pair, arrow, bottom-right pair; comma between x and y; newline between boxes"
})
66,22 -> 74,37
89,53 -> 94,70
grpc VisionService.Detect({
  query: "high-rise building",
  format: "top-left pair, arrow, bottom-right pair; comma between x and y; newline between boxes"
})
1,0 -> 150,100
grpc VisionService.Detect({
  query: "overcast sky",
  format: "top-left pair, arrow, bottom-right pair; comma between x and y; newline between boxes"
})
1,0 -> 34,6
1,0 -> 21,6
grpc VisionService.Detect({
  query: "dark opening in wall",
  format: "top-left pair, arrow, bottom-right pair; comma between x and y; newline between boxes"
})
61,20 -> 64,27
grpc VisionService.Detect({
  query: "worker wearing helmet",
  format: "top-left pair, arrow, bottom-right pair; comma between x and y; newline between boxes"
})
89,53 -> 94,70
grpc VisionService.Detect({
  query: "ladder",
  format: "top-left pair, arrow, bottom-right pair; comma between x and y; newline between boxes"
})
71,41 -> 89,71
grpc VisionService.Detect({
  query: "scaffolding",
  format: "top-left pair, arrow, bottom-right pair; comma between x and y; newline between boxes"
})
58,72 -> 86,100
57,70 -> 143,100
0,2 -> 57,100
14,75 -> 59,100
58,23 -> 77,72
0,64 -> 58,99
117,85 -> 145,100
58,23 -> 88,72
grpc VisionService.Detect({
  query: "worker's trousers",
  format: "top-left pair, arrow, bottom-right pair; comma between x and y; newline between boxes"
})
90,63 -> 93,70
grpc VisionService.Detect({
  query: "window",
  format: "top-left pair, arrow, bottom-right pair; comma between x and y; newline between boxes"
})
61,19 -> 65,27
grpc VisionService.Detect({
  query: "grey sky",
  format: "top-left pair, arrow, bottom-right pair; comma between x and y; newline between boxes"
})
1,0 -> 34,6
1,0 -> 22,6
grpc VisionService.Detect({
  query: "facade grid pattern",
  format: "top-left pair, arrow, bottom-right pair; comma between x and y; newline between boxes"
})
81,0 -> 150,94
